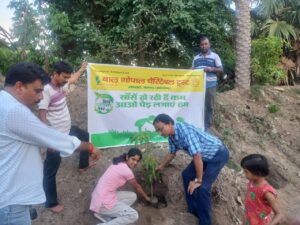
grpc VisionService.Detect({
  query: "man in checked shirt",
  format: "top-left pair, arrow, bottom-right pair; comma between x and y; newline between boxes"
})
153,114 -> 229,225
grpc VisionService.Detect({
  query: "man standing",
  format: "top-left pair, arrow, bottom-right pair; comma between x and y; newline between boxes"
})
192,36 -> 223,131
153,114 -> 229,225
38,61 -> 93,213
0,62 -> 101,225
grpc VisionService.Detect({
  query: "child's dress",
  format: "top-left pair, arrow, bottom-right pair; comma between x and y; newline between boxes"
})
244,181 -> 277,225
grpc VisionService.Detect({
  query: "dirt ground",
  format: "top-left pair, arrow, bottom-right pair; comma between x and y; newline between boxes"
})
29,83 -> 300,225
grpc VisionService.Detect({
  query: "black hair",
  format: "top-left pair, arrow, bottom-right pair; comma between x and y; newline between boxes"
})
52,61 -> 73,74
153,113 -> 174,125
199,35 -> 210,43
5,62 -> 49,86
112,148 -> 142,165
240,154 -> 270,177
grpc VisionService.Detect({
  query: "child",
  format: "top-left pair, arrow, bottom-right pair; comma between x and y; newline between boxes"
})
241,154 -> 283,225
90,148 -> 150,225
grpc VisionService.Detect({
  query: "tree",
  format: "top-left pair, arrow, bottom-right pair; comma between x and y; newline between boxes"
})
40,0 -> 235,69
233,0 -> 251,89
8,0 -> 41,60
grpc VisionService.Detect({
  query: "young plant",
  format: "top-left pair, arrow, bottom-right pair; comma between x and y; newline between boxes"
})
268,103 -> 280,113
142,154 -> 162,199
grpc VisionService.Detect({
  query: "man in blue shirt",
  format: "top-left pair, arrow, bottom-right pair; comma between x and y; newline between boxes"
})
192,36 -> 223,131
153,114 -> 229,225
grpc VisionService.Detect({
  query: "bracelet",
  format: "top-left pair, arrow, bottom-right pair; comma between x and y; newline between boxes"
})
89,143 -> 94,154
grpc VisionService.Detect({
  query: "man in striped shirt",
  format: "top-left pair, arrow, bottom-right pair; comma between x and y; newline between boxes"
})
153,114 -> 229,225
192,36 -> 223,131
38,61 -> 93,213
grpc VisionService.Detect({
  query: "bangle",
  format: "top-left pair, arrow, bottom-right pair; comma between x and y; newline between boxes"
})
89,143 -> 94,154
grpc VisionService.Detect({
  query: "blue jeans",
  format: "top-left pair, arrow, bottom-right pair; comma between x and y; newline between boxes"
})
0,205 -> 31,225
205,87 -> 216,131
182,145 -> 229,225
43,125 -> 89,208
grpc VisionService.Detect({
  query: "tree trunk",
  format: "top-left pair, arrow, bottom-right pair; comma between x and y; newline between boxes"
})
234,0 -> 251,89
296,40 -> 300,78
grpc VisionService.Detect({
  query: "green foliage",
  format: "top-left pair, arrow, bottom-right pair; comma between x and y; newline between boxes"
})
0,48 -> 19,75
8,0 -> 41,58
267,103 -> 280,113
130,131 -> 151,145
40,0 -> 234,68
251,37 -> 285,84
226,159 -> 241,172
142,154 -> 162,198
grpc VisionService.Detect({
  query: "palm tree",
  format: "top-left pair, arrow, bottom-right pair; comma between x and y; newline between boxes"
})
233,0 -> 251,89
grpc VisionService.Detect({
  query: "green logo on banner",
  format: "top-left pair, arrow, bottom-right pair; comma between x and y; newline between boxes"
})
94,92 -> 114,114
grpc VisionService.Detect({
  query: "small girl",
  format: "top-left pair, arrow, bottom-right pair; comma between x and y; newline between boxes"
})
241,154 -> 283,225
90,148 -> 150,225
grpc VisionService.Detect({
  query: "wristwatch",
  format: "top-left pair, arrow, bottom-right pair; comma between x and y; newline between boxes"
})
194,178 -> 202,184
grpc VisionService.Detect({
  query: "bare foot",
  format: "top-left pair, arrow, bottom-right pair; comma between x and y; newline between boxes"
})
49,204 -> 64,213
78,161 -> 97,172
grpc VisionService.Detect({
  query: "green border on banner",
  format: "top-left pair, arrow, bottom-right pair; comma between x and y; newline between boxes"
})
91,131 -> 167,148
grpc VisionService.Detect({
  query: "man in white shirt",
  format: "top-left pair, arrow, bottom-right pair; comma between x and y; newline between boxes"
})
0,62 -> 101,225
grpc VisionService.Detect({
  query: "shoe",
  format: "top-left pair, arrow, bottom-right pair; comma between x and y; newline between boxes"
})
29,207 -> 38,220
94,213 -> 112,223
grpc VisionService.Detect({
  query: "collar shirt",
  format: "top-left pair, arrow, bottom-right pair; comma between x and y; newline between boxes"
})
168,122 -> 222,160
0,91 -> 80,208
192,50 -> 222,88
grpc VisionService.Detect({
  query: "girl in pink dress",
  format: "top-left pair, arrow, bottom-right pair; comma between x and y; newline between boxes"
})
90,148 -> 150,225
240,154 -> 283,225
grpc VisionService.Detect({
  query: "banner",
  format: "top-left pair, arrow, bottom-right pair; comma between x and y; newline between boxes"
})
87,63 -> 205,148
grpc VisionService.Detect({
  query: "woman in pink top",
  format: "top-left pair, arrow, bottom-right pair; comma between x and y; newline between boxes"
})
90,148 -> 150,224
241,154 -> 283,225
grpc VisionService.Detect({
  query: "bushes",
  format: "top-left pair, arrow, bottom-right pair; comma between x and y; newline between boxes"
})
0,48 -> 18,75
251,37 -> 285,85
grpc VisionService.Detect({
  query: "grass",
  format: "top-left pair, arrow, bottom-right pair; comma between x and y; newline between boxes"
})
267,103 -> 280,113
293,88 -> 300,95
226,159 -> 242,172
250,84 -> 263,101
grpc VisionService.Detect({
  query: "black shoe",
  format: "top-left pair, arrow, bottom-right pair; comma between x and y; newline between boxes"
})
29,207 -> 38,220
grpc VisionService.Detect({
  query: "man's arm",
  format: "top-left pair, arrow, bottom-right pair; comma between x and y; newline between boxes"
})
128,178 -> 150,202
156,152 -> 176,172
187,153 -> 203,195
203,66 -> 223,75
38,109 -> 49,125
68,61 -> 87,84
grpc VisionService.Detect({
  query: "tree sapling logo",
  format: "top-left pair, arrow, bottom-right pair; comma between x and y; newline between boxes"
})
95,75 -> 101,85
94,92 -> 114,114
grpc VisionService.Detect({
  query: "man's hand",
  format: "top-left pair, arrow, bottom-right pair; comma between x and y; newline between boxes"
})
68,61 -> 88,84
204,67 -> 214,72
188,180 -> 201,195
90,148 -> 102,161
156,164 -> 164,172
79,61 -> 88,74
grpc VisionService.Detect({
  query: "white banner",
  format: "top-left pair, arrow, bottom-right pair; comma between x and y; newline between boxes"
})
87,63 -> 205,148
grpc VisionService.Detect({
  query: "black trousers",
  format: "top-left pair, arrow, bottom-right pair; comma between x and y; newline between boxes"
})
43,126 -> 89,208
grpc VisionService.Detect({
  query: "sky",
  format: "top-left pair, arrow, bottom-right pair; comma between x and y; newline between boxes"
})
0,0 -> 14,32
